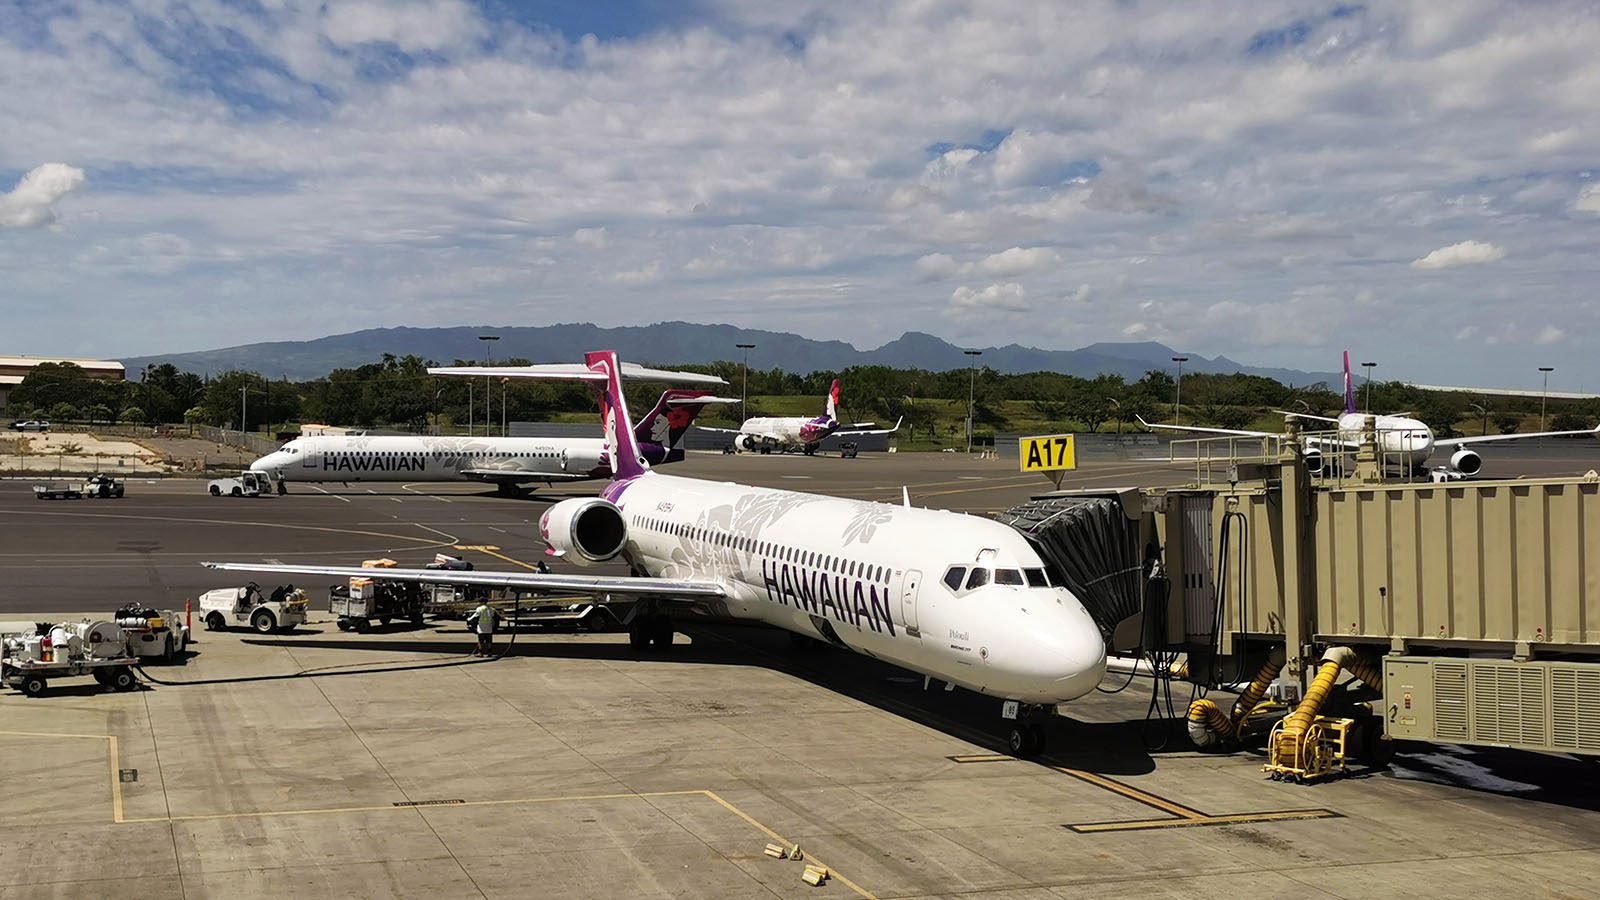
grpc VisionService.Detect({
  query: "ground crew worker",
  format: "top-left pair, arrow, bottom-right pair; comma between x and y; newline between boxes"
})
468,601 -> 500,657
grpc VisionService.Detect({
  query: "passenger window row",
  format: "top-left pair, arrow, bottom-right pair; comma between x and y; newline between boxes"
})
631,515 -> 891,583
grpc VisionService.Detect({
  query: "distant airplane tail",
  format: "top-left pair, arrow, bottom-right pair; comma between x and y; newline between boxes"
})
584,351 -> 648,480
825,379 -> 840,422
635,390 -> 734,463
1342,350 -> 1356,416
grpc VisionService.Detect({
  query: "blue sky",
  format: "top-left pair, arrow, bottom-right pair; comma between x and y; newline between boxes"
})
2,0 -> 1598,387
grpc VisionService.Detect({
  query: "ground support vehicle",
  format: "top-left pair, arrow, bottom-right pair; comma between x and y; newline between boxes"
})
2,621 -> 138,696
330,582 -> 426,632
32,482 -> 83,500
208,470 -> 280,497
82,474 -> 126,498
9,420 -> 49,432
113,605 -> 189,662
838,441 -> 860,459
197,582 -> 308,634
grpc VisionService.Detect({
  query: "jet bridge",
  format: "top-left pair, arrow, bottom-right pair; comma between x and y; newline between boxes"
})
1006,427 -> 1600,771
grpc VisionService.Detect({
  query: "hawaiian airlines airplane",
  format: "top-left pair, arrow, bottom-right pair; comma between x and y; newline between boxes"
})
1142,351 -> 1598,478
699,379 -> 901,455
250,384 -> 735,494
208,352 -> 1105,755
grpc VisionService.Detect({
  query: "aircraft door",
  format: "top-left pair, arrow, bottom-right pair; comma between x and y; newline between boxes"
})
302,449 -> 317,468
900,569 -> 922,637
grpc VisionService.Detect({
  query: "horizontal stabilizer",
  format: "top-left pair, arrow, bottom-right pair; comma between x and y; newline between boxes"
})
428,363 -> 726,386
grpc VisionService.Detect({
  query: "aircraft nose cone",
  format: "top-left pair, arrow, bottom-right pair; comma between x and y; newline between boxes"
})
1031,609 -> 1107,700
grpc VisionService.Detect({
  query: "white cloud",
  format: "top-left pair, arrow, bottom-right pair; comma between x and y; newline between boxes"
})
1576,184 -> 1600,214
1454,326 -> 1479,341
973,246 -> 1060,276
573,227 -> 609,249
1411,240 -> 1507,270
913,253 -> 959,282
612,263 -> 662,286
0,164 -> 85,228
321,0 -> 486,52
1536,325 -> 1565,345
945,282 -> 1030,319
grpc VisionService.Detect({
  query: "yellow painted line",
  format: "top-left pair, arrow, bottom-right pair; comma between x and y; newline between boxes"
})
702,790 -> 878,900
9,510 -> 456,548
1054,767 -> 1207,819
457,544 -> 544,572
0,732 -> 877,897
1067,809 -> 1341,833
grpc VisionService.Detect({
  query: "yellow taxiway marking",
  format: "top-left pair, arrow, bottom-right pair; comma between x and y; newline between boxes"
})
0,730 -> 878,899
455,543 -> 549,572
1053,766 -> 1339,832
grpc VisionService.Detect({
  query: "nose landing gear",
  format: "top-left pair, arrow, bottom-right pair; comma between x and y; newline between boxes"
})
1003,700 -> 1051,758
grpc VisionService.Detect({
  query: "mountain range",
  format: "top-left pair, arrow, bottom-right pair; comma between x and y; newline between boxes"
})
122,322 -> 1342,386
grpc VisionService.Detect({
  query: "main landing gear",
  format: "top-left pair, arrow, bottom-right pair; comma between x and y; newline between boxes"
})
628,615 -> 675,652
1003,701 -> 1051,758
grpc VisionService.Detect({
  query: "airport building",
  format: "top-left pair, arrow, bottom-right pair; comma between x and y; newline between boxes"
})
0,356 -> 126,415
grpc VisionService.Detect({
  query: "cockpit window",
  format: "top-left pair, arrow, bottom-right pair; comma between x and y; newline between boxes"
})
965,568 -> 990,590
942,566 -> 966,591
994,568 -> 1024,586
1025,568 -> 1049,587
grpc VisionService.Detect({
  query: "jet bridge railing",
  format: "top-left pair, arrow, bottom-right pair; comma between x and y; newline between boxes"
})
1168,435 -> 1284,485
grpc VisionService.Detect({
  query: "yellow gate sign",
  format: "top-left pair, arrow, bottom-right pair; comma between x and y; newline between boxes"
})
1020,434 -> 1075,488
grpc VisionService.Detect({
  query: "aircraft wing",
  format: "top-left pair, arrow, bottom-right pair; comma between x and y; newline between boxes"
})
202,562 -> 727,599
1270,410 -> 1341,424
428,364 -> 725,386
692,425 -> 746,435
1436,424 -> 1600,448
835,417 -> 903,437
1137,416 -> 1357,450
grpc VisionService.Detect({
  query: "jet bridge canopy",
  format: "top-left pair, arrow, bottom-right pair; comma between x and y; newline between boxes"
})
995,496 -> 1145,649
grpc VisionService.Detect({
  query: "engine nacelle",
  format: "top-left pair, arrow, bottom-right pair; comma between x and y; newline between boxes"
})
740,435 -> 758,450
539,497 -> 628,567
1304,447 -> 1324,475
1449,448 -> 1482,477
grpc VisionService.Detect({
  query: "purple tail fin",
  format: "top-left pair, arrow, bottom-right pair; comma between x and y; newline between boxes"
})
1342,350 -> 1356,415
584,351 -> 648,480
635,389 -> 718,463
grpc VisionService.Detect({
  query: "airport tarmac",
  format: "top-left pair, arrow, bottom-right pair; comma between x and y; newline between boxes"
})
3,448 -> 1600,898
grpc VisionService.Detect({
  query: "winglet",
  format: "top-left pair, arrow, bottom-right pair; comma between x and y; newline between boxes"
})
1135,414 -> 1154,429
584,351 -> 648,480
902,486 -> 911,508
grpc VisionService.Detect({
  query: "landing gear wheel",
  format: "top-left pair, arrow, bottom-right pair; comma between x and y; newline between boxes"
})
412,611 -> 425,627
251,609 -> 276,634
20,674 -> 48,697
628,624 -> 651,651
108,668 -> 137,692
650,620 -> 674,649
1008,724 -> 1043,758
206,613 -> 226,632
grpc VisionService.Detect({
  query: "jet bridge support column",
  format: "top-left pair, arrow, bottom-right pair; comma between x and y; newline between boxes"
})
1277,429 -> 1312,693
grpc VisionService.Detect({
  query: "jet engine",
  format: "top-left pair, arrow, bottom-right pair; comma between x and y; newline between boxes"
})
539,498 -> 628,566
1304,447 -> 1324,476
1449,448 -> 1482,477
741,435 -> 758,451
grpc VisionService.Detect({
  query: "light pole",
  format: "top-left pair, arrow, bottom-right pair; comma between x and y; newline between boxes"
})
479,335 -> 499,436
1539,366 -> 1554,438
964,349 -> 982,452
501,377 -> 507,435
736,343 -> 756,422
1469,402 -> 1489,436
1361,361 -> 1377,413
1171,356 -> 1188,425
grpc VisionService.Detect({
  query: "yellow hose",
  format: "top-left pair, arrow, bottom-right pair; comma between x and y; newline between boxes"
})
1186,698 -> 1232,748
1229,648 -> 1285,728
1280,647 -> 1354,740
1345,655 -> 1383,693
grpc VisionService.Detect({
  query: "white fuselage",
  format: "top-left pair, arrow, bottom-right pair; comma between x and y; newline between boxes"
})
250,435 -> 608,484
601,472 -> 1107,704
1330,412 -> 1435,464
738,415 -> 837,448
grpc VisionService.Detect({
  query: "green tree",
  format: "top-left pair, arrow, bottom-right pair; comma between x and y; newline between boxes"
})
121,405 -> 147,425
87,403 -> 113,424
1492,412 -> 1522,434
49,401 -> 80,422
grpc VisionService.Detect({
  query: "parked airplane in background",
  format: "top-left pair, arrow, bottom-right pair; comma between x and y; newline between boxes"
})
250,380 -> 734,493
210,352 -> 1105,755
699,379 -> 902,455
1142,352 -> 1599,478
